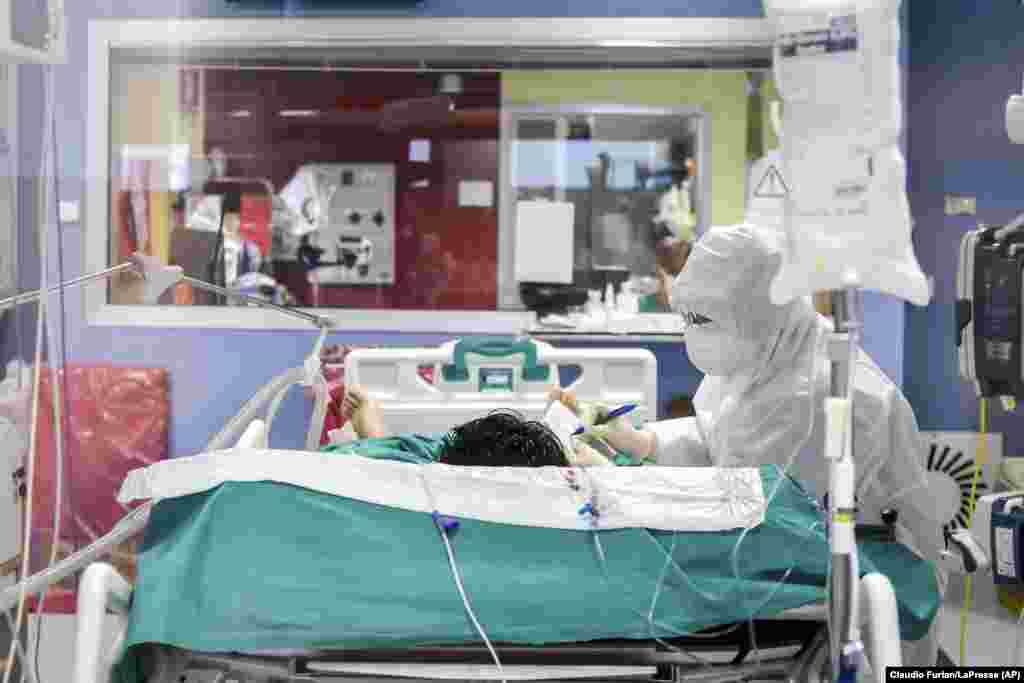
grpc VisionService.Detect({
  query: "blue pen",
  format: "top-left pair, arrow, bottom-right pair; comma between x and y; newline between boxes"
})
604,403 -> 639,422
572,404 -> 638,435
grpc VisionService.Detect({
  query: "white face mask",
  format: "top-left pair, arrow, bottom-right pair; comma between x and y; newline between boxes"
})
684,327 -> 760,376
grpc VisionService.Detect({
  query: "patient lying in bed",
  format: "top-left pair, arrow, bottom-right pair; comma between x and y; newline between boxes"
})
339,385 -> 612,467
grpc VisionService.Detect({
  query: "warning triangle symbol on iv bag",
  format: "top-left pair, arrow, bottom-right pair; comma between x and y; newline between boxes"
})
754,164 -> 790,199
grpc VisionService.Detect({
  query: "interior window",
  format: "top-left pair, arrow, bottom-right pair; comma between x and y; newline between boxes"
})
104,53 -> 743,319
506,109 -> 703,311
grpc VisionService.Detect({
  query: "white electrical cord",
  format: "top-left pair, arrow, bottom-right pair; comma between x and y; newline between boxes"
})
2,612 -> 36,683
574,463 -> 752,668
32,62 -> 70,683
435,527 -> 507,683
418,472 -> 506,683
4,61 -> 54,683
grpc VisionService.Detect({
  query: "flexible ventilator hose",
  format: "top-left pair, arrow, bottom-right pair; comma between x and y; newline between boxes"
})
263,328 -> 330,451
0,365 -> 309,614
261,368 -> 308,447
211,366 -> 307,451
959,397 -> 988,665
305,375 -> 330,451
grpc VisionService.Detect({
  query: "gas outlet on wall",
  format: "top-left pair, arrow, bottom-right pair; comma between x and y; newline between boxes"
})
945,195 -> 976,216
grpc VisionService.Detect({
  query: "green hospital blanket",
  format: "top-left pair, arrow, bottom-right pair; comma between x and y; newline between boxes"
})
112,436 -> 939,680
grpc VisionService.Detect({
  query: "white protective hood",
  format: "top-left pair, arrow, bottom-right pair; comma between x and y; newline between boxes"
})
669,225 -> 941,564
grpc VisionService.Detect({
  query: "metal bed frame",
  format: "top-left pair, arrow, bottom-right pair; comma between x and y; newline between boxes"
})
76,560 -> 840,683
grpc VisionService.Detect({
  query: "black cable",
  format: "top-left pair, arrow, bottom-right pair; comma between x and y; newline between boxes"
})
207,188 -> 240,305
208,208 -> 226,296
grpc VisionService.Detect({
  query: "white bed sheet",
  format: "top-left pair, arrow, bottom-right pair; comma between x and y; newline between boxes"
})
118,449 -> 767,532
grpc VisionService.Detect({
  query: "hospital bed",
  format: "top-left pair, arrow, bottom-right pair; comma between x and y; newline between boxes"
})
69,338 -> 937,683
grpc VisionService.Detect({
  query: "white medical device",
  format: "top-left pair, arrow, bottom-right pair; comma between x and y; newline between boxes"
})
0,0 -> 64,63
1007,76 -> 1024,145
973,493 -> 1024,584
942,492 -> 1024,587
281,163 -> 396,286
956,224 -> 1024,399
764,0 -> 928,308
955,77 -> 1024,397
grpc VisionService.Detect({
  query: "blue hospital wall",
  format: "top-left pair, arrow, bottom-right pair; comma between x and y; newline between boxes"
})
903,2 -> 1024,455
15,0 -> 906,459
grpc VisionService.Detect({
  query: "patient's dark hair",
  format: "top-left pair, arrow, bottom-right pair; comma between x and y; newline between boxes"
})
439,410 -> 569,467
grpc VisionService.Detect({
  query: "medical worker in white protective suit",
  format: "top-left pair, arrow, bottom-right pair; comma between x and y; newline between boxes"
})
557,223 -> 944,665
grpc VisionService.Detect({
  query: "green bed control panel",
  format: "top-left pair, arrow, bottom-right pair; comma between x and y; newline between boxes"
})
442,337 -> 551,385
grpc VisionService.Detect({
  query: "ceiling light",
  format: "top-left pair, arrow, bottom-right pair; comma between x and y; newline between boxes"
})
279,109 -> 320,118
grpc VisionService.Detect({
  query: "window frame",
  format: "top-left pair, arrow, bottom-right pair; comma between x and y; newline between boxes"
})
85,17 -> 771,332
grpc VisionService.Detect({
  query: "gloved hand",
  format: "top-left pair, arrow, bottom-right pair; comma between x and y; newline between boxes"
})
548,388 -> 654,463
568,439 -> 613,467
548,387 -> 604,423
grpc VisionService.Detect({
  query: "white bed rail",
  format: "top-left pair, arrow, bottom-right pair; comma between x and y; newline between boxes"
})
343,337 -> 658,435
73,563 -> 132,683
859,572 -> 903,681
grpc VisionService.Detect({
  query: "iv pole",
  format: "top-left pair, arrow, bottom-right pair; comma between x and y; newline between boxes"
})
0,252 -> 334,612
769,101 -> 901,682
827,286 -> 862,681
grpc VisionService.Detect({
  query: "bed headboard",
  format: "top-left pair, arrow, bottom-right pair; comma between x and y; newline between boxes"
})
343,337 -> 657,435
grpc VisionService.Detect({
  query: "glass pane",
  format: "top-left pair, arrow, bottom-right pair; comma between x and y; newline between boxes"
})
107,58 -> 501,311
509,109 -> 701,302
105,52 -> 710,316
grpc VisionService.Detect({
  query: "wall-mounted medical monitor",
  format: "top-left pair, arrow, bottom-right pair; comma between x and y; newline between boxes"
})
86,18 -> 772,333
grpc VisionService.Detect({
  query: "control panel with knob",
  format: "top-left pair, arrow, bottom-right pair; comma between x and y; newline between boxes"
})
296,163 -> 396,286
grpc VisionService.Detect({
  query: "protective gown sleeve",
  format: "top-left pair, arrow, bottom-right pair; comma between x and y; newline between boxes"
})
645,417 -> 712,466
853,359 -> 944,580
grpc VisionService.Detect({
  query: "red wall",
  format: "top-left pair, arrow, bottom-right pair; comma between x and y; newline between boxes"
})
202,69 -> 501,310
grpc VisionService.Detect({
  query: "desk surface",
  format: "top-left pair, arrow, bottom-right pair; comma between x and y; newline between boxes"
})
939,574 -> 1023,665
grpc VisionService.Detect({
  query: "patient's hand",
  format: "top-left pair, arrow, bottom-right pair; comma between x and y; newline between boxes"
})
341,385 -> 387,439
548,387 -> 580,415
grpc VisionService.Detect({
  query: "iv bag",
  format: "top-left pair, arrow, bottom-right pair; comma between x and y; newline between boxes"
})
764,0 -> 930,307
